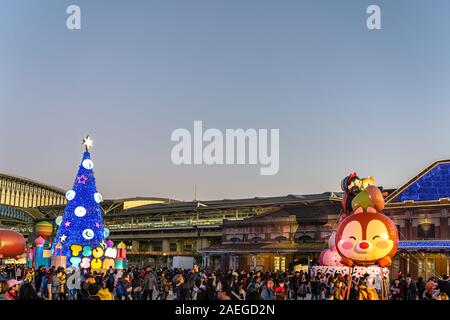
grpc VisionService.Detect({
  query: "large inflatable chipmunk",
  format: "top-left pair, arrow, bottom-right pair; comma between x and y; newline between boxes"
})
335,185 -> 398,267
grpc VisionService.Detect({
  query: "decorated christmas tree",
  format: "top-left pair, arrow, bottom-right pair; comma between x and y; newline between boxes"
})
53,135 -> 106,260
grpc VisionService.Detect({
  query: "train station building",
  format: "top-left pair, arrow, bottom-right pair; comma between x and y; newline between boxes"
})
1,159 -> 449,278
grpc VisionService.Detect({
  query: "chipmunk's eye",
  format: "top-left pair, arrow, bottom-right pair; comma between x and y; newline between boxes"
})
372,235 -> 380,240
349,236 -> 356,240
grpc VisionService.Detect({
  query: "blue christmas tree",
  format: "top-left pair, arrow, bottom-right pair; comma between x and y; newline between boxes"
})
53,136 -> 106,259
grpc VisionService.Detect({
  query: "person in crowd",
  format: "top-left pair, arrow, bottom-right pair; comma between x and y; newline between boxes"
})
25,267 -> 35,284
416,277 -> 425,300
390,278 -> 402,300
5,279 -> 20,300
436,274 -> 450,300
324,275 -> 334,300
274,279 -> 286,300
51,269 -> 62,300
86,284 -> 102,300
425,277 -> 436,300
58,268 -> 67,300
18,282 -> 42,300
142,267 -> 156,300
402,274 -> 418,300
173,274 -> 188,300
131,269 -> 143,300
34,266 -> 44,293
333,276 -> 346,300
15,266 -> 23,280
116,272 -> 132,300
161,272 -> 171,300
290,271 -> 300,300
310,276 -> 321,300
0,280 -> 9,300
217,280 -> 232,300
261,279 -> 275,300
45,269 -> 54,300
298,272 -> 308,300
97,280 -> 114,300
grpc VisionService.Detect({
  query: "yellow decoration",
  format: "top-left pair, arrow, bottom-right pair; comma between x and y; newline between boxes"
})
70,244 -> 83,257
91,258 -> 102,270
356,176 -> 375,191
92,247 -> 104,259
117,242 -> 126,249
102,258 -> 115,270
43,250 -> 52,258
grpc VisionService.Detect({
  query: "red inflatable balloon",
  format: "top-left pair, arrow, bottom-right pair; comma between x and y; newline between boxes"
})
0,229 -> 26,259
335,211 -> 398,267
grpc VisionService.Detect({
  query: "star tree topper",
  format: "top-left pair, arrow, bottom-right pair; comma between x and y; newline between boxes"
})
82,135 -> 94,151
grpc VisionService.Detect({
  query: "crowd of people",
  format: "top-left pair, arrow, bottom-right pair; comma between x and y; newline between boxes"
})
0,264 -> 449,301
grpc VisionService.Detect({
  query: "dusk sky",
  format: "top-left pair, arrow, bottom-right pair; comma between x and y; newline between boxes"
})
1,0 -> 450,201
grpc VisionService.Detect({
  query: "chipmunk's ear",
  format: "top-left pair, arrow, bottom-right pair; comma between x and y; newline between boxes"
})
354,207 -> 364,214
366,207 -> 377,213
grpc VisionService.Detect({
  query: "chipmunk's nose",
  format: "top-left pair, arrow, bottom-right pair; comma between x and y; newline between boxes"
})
359,241 -> 369,250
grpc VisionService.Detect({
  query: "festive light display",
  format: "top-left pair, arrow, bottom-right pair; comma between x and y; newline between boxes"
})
391,162 -> 450,202
53,136 -> 105,260
398,240 -> 450,249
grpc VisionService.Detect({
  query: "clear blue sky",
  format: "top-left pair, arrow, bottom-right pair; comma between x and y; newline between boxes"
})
1,0 -> 450,201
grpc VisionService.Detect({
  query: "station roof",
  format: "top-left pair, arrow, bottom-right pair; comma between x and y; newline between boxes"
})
0,172 -> 65,194
108,192 -> 342,217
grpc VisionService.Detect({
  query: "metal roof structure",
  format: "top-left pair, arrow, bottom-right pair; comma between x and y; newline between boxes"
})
111,192 -> 342,218
0,172 -> 65,194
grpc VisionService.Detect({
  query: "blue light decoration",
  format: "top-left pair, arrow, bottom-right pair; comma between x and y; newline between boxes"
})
392,162 -> 450,202
398,240 -> 450,249
53,137 -> 105,261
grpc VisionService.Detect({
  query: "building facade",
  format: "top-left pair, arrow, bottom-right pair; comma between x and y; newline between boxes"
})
199,195 -> 341,271
202,160 -> 450,279
3,159 -> 450,279
383,160 -> 450,279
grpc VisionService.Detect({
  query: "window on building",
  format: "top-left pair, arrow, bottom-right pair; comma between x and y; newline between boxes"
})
251,236 -> 263,243
139,242 -> 151,251
296,235 -> 313,243
273,256 -> 286,272
169,243 -> 177,252
426,257 -> 435,279
418,257 -> 425,279
275,236 -> 288,243
152,242 -> 163,252
184,243 -> 193,252
418,223 -> 435,239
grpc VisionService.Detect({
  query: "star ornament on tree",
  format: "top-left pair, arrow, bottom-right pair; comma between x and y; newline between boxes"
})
95,222 -> 100,228
82,135 -> 94,151
60,234 -> 67,242
64,221 -> 71,227
77,175 -> 88,184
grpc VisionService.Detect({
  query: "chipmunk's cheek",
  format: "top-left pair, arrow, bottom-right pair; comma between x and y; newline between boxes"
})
341,241 -> 354,250
376,241 -> 388,249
